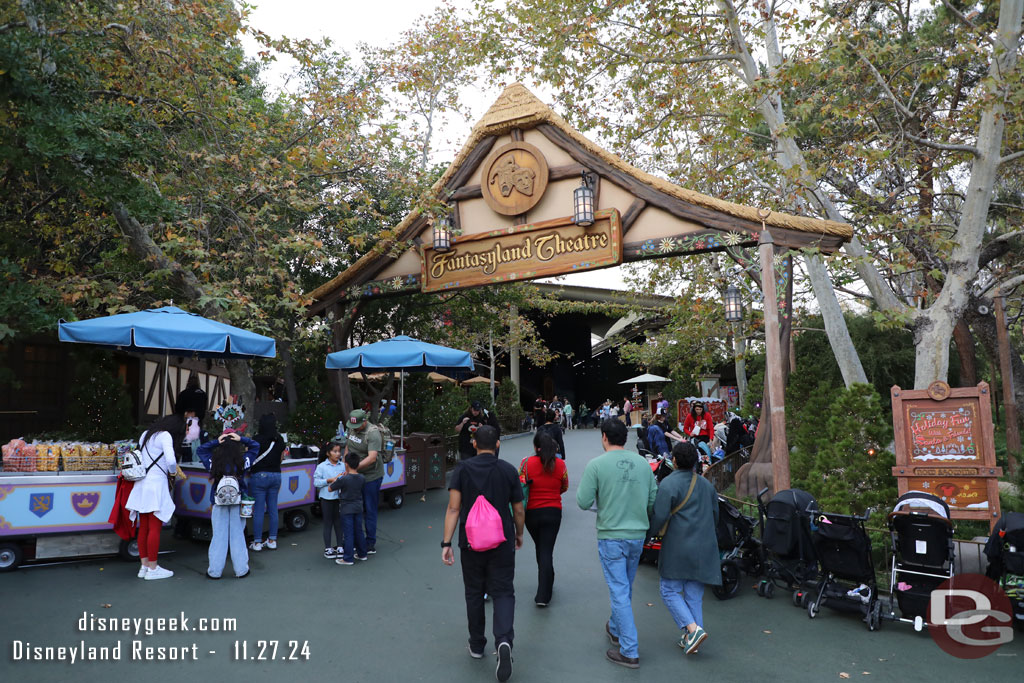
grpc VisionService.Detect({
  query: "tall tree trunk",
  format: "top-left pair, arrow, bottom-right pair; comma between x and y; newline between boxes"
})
732,326 -> 747,409
953,319 -> 978,386
804,252 -> 868,386
965,295 -> 1024,433
225,359 -> 256,427
329,303 -> 360,421
280,339 -> 299,414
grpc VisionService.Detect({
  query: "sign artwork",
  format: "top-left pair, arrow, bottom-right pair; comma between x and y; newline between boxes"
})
421,209 -> 622,293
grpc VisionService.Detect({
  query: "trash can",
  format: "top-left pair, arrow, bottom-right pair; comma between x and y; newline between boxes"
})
406,432 -> 445,493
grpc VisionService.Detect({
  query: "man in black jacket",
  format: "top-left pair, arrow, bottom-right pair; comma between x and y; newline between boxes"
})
455,401 -> 500,459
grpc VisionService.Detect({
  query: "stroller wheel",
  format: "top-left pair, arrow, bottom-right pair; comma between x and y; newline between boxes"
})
763,581 -> 775,599
712,560 -> 741,600
867,602 -> 882,631
792,590 -> 806,607
807,600 -> 819,619
913,615 -> 924,632
756,580 -> 766,597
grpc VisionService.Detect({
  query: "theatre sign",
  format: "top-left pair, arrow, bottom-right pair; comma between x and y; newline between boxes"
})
421,208 -> 622,293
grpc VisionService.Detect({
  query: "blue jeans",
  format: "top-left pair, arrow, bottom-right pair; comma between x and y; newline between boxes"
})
208,504 -> 249,578
249,471 -> 281,542
341,512 -> 366,561
362,477 -> 383,548
660,578 -> 705,629
598,538 -> 644,658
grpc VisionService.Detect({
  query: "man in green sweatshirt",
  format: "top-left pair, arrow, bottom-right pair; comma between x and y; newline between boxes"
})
576,418 -> 658,669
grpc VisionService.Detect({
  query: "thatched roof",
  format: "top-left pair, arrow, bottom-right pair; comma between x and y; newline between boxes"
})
308,83 -> 851,307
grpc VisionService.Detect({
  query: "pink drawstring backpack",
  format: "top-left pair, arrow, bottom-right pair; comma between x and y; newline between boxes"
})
465,494 -> 506,551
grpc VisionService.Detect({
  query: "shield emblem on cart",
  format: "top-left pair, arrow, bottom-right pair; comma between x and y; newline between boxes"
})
71,492 -> 100,517
288,476 -> 299,494
190,482 -> 206,505
30,493 -> 53,518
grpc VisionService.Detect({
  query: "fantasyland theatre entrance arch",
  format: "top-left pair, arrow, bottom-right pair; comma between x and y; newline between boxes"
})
306,84 -> 853,496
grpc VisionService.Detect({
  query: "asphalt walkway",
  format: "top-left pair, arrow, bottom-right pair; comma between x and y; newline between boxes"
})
2,427 -> 1018,682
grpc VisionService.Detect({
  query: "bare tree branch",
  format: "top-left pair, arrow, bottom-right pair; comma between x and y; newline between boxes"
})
1000,149 -> 1024,164
939,0 -> 998,46
904,131 -> 980,156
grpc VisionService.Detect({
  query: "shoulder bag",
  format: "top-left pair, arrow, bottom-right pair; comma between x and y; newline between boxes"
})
651,473 -> 699,541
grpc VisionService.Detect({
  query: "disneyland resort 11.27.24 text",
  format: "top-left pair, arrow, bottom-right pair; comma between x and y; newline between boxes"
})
9,611 -> 309,663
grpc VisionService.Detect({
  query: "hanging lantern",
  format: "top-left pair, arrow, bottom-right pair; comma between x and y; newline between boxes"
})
724,284 -> 743,323
433,214 -> 453,252
573,171 -> 595,227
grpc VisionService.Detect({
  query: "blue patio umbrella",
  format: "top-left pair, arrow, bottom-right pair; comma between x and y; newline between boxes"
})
59,306 -> 276,414
326,335 -> 474,441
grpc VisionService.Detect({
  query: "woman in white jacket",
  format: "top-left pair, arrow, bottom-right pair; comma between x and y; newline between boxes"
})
125,414 -> 184,580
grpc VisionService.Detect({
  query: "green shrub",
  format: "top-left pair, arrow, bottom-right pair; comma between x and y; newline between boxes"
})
495,378 -> 523,433
65,351 -> 134,443
796,383 -> 897,515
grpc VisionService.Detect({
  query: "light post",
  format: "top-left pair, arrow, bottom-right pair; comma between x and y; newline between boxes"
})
433,213 -> 453,252
573,171 -> 595,227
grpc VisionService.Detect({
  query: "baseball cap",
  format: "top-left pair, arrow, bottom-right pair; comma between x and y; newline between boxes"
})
349,409 -> 368,424
390,399 -> 396,404
471,400 -> 483,410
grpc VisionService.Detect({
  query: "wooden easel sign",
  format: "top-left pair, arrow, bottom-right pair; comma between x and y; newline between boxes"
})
891,382 -> 1002,530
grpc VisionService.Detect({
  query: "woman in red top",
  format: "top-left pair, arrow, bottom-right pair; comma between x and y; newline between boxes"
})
683,403 -> 714,447
519,432 -> 569,607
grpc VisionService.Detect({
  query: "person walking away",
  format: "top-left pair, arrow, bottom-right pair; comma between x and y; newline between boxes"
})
346,409 -> 384,554
197,431 -> 259,579
519,432 -> 568,607
532,396 -> 547,432
538,409 -> 566,460
623,397 -> 633,427
579,402 -> 589,429
649,442 -> 720,654
126,414 -> 185,580
249,413 -> 285,552
456,400 -> 501,459
683,403 -> 714,450
562,401 -> 573,430
441,426 -> 524,682
314,442 -> 346,559
576,419 -> 658,669
330,451 -> 367,565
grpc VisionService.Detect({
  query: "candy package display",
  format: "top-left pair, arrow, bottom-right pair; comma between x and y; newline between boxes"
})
2,438 -> 38,472
62,442 -> 117,471
33,442 -> 61,472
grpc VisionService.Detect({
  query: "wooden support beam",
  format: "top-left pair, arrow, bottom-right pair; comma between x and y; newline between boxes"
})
621,198 -> 647,234
759,230 -> 790,492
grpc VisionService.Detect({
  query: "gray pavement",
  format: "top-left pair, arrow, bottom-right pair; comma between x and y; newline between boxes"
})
2,427 -> 1019,682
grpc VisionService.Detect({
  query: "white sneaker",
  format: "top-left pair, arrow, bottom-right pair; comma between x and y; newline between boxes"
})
264,539 -> 277,550
137,566 -> 148,578
144,566 -> 174,580
249,541 -> 263,552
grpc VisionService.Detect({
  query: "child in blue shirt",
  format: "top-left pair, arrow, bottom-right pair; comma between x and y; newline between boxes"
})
313,442 -> 346,559
329,451 -> 367,565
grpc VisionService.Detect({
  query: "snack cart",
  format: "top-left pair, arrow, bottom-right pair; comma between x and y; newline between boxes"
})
0,441 -> 138,571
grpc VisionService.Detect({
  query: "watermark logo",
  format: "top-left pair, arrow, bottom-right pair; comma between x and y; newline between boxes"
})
927,573 -> 1013,658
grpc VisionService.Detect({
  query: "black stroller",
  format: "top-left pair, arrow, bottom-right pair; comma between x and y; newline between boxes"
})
806,509 -> 883,631
712,496 -> 762,600
984,510 -> 1024,631
638,454 -> 677,565
756,488 -> 819,601
887,491 -> 955,631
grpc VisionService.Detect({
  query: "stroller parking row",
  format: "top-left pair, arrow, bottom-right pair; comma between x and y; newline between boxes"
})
640,474 -> 1024,634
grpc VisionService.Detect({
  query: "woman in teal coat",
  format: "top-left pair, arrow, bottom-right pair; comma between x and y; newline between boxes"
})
649,441 -> 720,655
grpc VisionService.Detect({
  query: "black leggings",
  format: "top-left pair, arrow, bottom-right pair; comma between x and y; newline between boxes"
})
525,507 -> 562,604
321,498 -> 343,548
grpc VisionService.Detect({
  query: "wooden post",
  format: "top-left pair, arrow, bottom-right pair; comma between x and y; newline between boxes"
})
759,230 -> 790,492
994,290 -> 1020,474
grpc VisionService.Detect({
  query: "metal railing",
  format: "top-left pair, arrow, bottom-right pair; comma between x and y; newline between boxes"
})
703,448 -> 750,493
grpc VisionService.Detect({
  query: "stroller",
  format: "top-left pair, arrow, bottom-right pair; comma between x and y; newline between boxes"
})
712,496 -> 762,600
984,510 -> 1024,631
756,488 -> 819,601
638,453 -> 676,565
887,491 -> 955,632
807,509 -> 883,631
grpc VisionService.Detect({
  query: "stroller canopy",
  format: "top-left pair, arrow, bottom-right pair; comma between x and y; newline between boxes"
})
892,491 -> 950,519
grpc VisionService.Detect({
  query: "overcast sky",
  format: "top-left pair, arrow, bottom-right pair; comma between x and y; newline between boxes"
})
241,0 -> 637,292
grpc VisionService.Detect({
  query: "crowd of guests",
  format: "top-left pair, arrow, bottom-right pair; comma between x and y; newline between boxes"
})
441,418 -> 721,681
